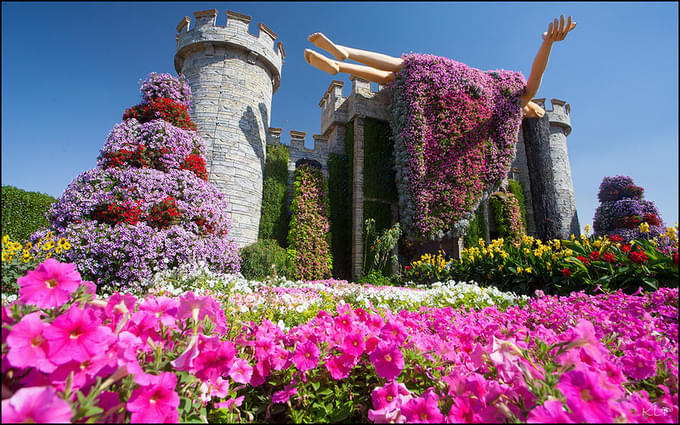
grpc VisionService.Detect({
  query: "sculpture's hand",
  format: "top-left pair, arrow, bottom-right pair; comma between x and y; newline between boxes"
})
541,15 -> 576,43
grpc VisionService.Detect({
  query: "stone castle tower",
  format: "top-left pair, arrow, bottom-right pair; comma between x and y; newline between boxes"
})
174,9 -> 285,248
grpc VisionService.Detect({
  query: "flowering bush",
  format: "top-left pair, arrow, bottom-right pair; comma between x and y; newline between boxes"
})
33,73 -> 239,292
389,54 -> 526,240
1,259 -> 677,423
593,175 -> 665,242
448,226 -> 678,295
287,164 -> 332,280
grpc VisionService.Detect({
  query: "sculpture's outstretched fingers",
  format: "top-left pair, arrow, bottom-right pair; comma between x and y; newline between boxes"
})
308,33 -> 349,61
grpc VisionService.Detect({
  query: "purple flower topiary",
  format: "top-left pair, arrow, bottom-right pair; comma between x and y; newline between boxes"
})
33,73 -> 238,292
593,175 -> 665,243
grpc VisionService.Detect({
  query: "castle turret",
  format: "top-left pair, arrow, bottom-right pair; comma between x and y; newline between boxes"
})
520,98 -> 580,240
175,9 -> 284,247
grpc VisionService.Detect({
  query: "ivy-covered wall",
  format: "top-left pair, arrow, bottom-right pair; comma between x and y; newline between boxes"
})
507,179 -> 527,232
464,203 -> 488,247
363,118 -> 397,202
1,185 -> 56,242
258,143 -> 290,247
328,152 -> 351,279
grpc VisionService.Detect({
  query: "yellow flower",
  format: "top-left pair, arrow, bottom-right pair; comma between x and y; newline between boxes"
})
22,249 -> 31,260
570,235 -> 575,240
546,262 -> 551,269
43,241 -> 55,251
1,235 -> 8,245
1,252 -> 10,262
498,265 -> 504,271
523,248 -> 531,255
525,267 -> 533,274
639,222 -> 650,234
584,224 -> 591,235
63,241 -> 71,250
501,252 -> 509,259
564,249 -> 574,257
46,231 -> 54,240
517,266 -> 524,274
55,247 -> 63,255
45,252 -> 52,259
593,240 -> 602,248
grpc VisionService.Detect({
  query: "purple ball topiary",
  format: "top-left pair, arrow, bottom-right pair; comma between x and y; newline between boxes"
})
33,73 -> 239,292
593,175 -> 665,243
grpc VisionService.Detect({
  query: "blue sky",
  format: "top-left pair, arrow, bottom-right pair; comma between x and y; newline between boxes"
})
2,2 -> 678,230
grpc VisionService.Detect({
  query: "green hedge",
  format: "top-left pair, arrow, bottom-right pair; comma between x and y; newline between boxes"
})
328,153 -> 351,280
362,200 -> 395,276
258,144 -> 290,247
239,239 -> 295,281
490,192 -> 525,242
464,203 -> 488,247
363,118 -> 397,202
1,185 -> 56,242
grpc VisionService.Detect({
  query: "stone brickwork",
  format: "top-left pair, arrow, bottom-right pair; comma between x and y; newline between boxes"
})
520,98 -> 580,240
174,9 -> 284,248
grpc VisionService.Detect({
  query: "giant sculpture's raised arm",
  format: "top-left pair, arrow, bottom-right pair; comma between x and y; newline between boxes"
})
521,15 -> 577,108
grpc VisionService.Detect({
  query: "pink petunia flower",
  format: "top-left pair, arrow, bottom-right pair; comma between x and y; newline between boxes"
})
556,369 -> 615,422
140,296 -> 179,328
272,384 -> 298,404
6,312 -> 56,373
342,333 -> 365,357
622,353 -> 657,380
369,342 -> 405,380
334,313 -> 355,333
399,390 -> 444,423
43,305 -> 115,365
325,352 -> 357,380
127,372 -> 180,423
18,259 -> 82,309
1,386 -> 73,423
527,399 -> 575,423
292,340 -> 320,372
215,395 -> 244,410
229,357 -> 253,384
380,321 -> 408,345
371,380 -> 412,411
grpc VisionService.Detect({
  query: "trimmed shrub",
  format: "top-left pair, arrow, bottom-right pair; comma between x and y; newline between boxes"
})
1,185 -> 56,243
464,203 -> 488,248
258,143 -> 290,246
287,163 -> 332,280
240,239 -> 294,281
35,73 -> 239,292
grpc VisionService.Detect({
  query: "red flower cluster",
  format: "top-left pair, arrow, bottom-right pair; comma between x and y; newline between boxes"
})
181,154 -> 208,181
602,252 -> 616,263
589,251 -> 600,261
192,212 -> 219,235
630,250 -> 648,264
91,200 -> 144,226
561,268 -> 572,278
643,213 -> 660,226
147,197 -> 183,229
103,145 -> 151,169
609,235 -> 623,243
123,97 -> 196,131
614,215 -> 643,229
576,255 -> 590,265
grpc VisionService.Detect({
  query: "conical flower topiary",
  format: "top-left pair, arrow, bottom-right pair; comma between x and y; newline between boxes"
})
33,73 -> 239,292
593,175 -> 665,243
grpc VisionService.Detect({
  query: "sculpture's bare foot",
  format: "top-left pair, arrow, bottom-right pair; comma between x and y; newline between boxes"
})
308,33 -> 349,61
304,49 -> 340,75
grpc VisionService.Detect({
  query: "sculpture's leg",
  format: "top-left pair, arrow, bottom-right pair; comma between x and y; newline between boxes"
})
305,49 -> 394,84
309,33 -> 404,72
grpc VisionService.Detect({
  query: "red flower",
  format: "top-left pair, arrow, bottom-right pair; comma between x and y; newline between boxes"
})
561,268 -> 572,278
589,251 -> 600,261
621,244 -> 631,253
576,256 -> 590,265
405,265 -> 412,271
630,250 -> 648,264
602,252 -> 616,263
609,234 -> 623,243
673,252 -> 678,265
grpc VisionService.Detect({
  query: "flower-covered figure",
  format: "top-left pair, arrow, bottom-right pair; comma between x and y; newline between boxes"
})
593,175 -> 665,243
33,73 -> 239,292
305,16 -> 576,239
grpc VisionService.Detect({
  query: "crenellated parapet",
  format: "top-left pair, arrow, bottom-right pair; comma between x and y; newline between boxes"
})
534,98 -> 571,136
175,9 -> 285,93
267,128 -> 331,178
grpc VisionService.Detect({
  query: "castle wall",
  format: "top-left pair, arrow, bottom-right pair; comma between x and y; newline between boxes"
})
175,9 -> 284,248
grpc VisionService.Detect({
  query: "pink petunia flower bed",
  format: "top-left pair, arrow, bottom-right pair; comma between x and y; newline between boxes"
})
1,259 -> 678,423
